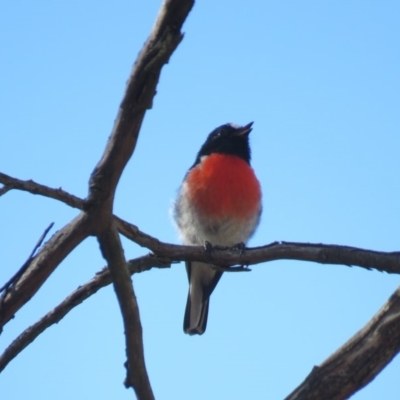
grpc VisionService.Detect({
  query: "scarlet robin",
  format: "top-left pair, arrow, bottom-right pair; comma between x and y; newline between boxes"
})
174,122 -> 262,335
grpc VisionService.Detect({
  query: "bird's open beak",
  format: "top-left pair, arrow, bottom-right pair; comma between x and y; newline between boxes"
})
233,121 -> 254,136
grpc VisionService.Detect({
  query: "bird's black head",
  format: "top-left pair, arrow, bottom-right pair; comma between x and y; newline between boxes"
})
192,122 -> 253,168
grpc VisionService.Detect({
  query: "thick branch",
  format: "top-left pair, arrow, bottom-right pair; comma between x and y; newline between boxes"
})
0,213 -> 90,328
0,255 -> 170,373
285,285 -> 400,399
98,225 -> 154,400
87,0 -> 195,212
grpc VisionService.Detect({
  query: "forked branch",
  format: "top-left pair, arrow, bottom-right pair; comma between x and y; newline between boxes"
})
0,255 -> 170,374
1,1 -> 399,399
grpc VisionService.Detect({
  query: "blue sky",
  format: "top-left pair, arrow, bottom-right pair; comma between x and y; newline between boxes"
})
1,1 -> 399,399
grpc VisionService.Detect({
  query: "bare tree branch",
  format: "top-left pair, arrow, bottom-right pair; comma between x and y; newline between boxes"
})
86,0 -> 195,214
4,175 -> 397,276
2,1 -> 398,398
98,225 -> 154,400
0,213 -> 91,328
85,1 -> 194,397
0,172 -> 84,209
115,217 -> 400,275
0,11 -> 195,398
285,285 -> 400,400
1,2 -> 195,396
0,185 -> 12,196
0,255 -> 170,374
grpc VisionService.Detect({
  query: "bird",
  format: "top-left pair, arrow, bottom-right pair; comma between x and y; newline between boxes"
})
174,122 -> 262,335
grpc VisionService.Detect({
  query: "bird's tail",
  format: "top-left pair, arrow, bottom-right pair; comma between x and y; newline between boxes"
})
183,261 -> 222,335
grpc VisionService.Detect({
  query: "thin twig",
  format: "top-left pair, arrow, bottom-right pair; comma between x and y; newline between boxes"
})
0,223 -> 54,294
0,172 -> 84,209
0,214 -> 91,328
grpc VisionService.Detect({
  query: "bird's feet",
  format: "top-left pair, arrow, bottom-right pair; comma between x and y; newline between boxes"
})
203,241 -> 246,254
204,241 -> 250,272
204,241 -> 213,254
232,241 -> 246,254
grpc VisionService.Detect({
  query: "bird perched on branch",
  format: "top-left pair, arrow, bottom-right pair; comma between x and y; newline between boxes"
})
174,122 -> 262,335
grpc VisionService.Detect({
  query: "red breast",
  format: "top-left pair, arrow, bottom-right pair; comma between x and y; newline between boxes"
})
186,153 -> 261,221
